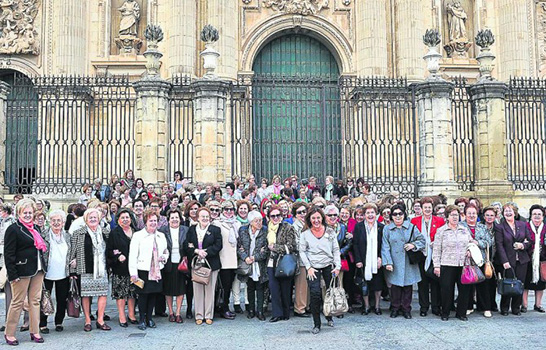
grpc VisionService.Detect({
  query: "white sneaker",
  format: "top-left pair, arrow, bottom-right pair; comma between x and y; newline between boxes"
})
484,311 -> 492,318
466,309 -> 474,315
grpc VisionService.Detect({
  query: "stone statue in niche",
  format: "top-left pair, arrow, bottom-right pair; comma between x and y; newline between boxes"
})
444,0 -> 471,58
115,0 -> 142,55
118,0 -> 140,36
0,0 -> 40,55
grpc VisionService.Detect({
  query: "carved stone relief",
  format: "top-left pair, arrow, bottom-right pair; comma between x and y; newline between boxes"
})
0,0 -> 40,55
537,1 -> 546,77
263,0 -> 330,16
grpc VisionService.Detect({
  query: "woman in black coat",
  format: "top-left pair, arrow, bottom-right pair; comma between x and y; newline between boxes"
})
106,208 -> 137,327
495,203 -> 533,316
183,207 -> 222,325
353,203 -> 385,315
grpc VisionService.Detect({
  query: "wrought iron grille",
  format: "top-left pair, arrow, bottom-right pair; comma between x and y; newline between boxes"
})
168,76 -> 194,182
5,74 -> 136,194
451,77 -> 475,191
230,75 -> 419,201
506,77 -> 546,191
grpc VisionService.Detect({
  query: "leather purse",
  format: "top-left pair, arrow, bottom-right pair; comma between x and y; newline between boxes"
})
177,256 -> 189,274
275,245 -> 297,279
236,259 -> 252,276
354,267 -> 368,296
41,284 -> 55,316
461,256 -> 485,285
484,243 -> 495,279
406,226 -> 425,265
323,275 -> 349,317
497,268 -> 524,297
191,256 -> 212,285
66,276 -> 81,318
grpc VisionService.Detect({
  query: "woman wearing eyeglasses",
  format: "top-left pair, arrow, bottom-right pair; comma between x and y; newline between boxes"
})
382,203 -> 425,319
207,201 -> 222,222
432,205 -> 476,321
214,200 -> 241,320
266,205 -> 297,322
291,202 -> 310,318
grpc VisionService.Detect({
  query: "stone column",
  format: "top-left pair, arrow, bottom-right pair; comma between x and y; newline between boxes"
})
52,2 -> 88,74
133,79 -> 171,183
208,0 -> 238,80
394,0 -> 428,80
167,0 -> 197,77
355,0 -> 389,76
495,0 -> 534,79
415,81 -> 460,199
468,82 -> 514,204
192,80 -> 231,183
0,81 -> 10,195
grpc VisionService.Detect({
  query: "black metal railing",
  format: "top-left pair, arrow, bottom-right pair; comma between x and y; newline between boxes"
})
506,77 -> 546,191
5,74 -> 136,194
168,76 -> 194,183
451,77 -> 475,191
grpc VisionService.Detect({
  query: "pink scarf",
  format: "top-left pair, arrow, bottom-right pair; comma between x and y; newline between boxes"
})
20,220 -> 47,252
148,235 -> 161,282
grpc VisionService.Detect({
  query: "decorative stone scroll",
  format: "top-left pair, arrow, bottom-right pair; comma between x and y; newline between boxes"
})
538,1 -> 546,77
0,0 -> 40,55
263,0 -> 329,16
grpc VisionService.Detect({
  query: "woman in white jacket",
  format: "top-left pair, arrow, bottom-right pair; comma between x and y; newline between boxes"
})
129,209 -> 169,330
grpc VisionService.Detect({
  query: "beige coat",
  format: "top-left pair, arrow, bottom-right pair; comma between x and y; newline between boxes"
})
214,216 -> 241,270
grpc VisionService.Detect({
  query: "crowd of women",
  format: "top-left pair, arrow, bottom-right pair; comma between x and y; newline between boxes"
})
1,170 -> 545,344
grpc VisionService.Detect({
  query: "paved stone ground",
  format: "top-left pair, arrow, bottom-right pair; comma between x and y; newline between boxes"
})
1,292 -> 543,350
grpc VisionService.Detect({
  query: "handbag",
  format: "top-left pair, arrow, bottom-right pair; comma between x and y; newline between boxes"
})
540,261 -> 546,282
274,245 -> 297,279
191,256 -> 212,285
236,259 -> 252,276
424,263 -> 440,282
353,267 -> 368,297
406,226 -> 426,265
323,275 -> 349,317
484,243 -> 495,279
41,284 -> 55,316
215,274 -> 225,308
340,258 -> 349,272
497,268 -> 524,297
461,256 -> 485,285
177,256 -> 189,274
66,276 -> 81,318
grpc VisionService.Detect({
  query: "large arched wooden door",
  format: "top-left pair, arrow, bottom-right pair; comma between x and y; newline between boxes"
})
251,34 -> 342,181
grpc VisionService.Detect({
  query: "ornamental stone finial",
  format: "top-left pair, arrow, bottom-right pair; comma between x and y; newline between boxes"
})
201,24 -> 219,44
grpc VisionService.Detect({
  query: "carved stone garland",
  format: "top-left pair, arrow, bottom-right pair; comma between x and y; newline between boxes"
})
263,0 -> 330,16
0,0 -> 40,55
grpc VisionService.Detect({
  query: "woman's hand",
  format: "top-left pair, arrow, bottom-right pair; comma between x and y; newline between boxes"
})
332,269 -> 340,277
513,242 -> 524,250
503,262 -> 511,270
356,262 -> 363,268
404,243 -> 415,251
377,257 -> 382,269
245,257 -> 252,264
10,278 -> 20,284
130,275 -> 138,283
197,249 -> 208,259
385,264 -> 393,272
268,244 -> 275,251
118,254 -> 126,262
434,267 -> 441,277
70,259 -> 77,268
307,267 -> 317,281
346,233 -> 353,239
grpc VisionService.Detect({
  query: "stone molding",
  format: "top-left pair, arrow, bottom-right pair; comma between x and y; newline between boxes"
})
468,81 -> 508,100
262,0 -> 330,16
240,13 -> 353,73
133,79 -> 170,97
415,80 -> 454,99
0,81 -> 12,98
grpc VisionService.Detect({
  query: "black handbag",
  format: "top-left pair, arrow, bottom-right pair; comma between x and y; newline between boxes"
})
497,268 -> 524,297
406,226 -> 426,265
275,245 -> 297,279
236,259 -> 252,276
354,267 -> 369,297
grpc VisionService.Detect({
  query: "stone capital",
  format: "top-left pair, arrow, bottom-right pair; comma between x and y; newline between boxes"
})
133,79 -> 171,98
414,80 -> 454,100
468,81 -> 508,101
192,80 -> 231,98
0,81 -> 11,100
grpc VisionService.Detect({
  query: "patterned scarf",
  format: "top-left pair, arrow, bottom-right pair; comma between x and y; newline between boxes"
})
149,234 -> 161,282
87,225 -> 106,279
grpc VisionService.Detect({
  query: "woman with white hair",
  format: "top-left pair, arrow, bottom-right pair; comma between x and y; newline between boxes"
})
236,210 -> 268,321
69,208 -> 111,332
39,209 -> 71,333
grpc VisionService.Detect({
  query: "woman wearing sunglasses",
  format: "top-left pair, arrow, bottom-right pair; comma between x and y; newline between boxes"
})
266,205 -> 297,322
382,203 -> 425,319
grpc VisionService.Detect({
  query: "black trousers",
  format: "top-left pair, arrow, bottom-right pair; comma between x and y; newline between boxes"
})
473,266 -> 493,311
39,277 -> 70,327
500,262 -> 527,313
418,262 -> 441,313
154,294 -> 166,315
219,269 -> 236,313
138,293 -> 157,322
307,265 -> 333,328
185,276 -> 194,313
268,267 -> 292,318
440,266 -> 471,318
247,279 -> 266,313
343,261 -> 357,305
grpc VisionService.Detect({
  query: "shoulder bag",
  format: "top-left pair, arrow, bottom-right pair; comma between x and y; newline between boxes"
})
191,256 -> 212,285
353,267 -> 369,297
236,258 -> 252,276
66,276 -> 81,318
406,226 -> 426,265
41,284 -> 55,316
323,274 -> 349,317
177,256 -> 189,274
484,243 -> 495,279
497,268 -> 524,297
461,256 -> 485,285
275,245 -> 297,279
